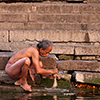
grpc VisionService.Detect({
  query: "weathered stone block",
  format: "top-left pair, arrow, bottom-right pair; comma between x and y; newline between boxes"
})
58,55 -> 74,60
10,30 -> 88,42
0,51 -> 57,70
0,31 -> 8,42
87,0 -> 100,3
57,60 -> 100,72
73,71 -> 100,85
0,42 -> 11,51
0,22 -> 99,31
58,73 -> 71,81
0,52 -> 15,70
0,3 -> 99,14
0,3 -> 33,13
29,14 -> 100,23
0,70 -> 15,84
10,42 -> 35,51
51,44 -> 74,54
75,45 -> 100,56
40,54 -> 57,69
0,22 -> 25,30
0,14 -> 28,22
89,31 -> 100,42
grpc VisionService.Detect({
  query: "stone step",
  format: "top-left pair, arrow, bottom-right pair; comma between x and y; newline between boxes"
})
0,13 -> 100,23
1,30 -> 100,43
0,0 -> 99,3
0,70 -> 71,90
0,3 -> 99,14
0,22 -> 99,30
57,60 -> 100,72
72,71 -> 100,85
0,84 -> 70,93
87,0 -> 100,3
1,42 -> 100,56
1,51 -> 100,72
0,52 -> 57,70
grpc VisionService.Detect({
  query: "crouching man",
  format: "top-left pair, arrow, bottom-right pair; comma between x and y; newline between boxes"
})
5,40 -> 58,92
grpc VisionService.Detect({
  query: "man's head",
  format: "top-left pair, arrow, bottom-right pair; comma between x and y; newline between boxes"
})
37,40 -> 52,57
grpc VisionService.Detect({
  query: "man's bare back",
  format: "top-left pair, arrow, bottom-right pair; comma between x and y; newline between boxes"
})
5,40 -> 58,92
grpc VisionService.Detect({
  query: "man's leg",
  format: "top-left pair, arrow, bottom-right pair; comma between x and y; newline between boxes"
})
29,61 -> 43,81
6,57 -> 32,92
20,57 -> 32,92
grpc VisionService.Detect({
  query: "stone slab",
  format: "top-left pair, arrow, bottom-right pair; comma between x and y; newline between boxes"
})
57,60 -> 100,72
87,0 -> 100,3
0,85 -> 69,93
0,3 -> 33,13
0,14 -> 28,22
51,44 -> 74,54
0,3 -> 99,14
73,71 -> 100,85
10,30 -> 95,42
1,42 -> 100,56
75,45 -> 100,56
0,70 -> 15,84
10,42 -> 35,51
0,51 -> 57,70
0,52 -> 15,70
40,54 -> 57,69
0,42 -> 11,51
0,22 -> 99,30
0,31 -> 8,42
29,14 -> 100,23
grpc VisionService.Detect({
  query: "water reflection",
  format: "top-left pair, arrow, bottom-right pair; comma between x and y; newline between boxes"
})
1,89 -> 100,100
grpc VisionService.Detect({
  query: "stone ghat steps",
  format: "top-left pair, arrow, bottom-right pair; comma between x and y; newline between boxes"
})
1,41 -> 100,56
0,3 -> 100,14
0,22 -> 99,30
0,51 -> 100,71
0,14 -> 99,23
0,30 -> 100,43
1,52 -> 100,85
0,3 -> 99,31
0,0 -> 100,3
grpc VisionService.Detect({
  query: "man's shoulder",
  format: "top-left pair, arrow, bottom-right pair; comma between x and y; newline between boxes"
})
28,47 -> 38,54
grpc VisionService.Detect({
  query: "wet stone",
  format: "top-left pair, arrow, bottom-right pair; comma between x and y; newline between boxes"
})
73,71 -> 100,85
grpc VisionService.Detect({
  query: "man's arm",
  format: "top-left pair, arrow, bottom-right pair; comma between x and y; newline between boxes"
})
32,50 -> 58,75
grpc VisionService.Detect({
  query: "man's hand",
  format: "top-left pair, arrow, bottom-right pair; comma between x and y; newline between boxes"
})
52,68 -> 58,74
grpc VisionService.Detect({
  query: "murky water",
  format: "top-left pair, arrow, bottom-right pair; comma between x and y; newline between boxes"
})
1,88 -> 100,100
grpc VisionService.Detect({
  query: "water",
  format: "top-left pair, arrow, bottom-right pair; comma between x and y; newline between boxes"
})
1,88 -> 100,100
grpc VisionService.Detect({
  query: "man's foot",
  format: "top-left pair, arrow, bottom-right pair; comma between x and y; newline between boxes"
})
15,79 -> 31,88
20,83 -> 32,92
14,79 -> 22,86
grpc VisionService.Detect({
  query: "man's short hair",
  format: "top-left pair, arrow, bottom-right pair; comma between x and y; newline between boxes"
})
37,40 -> 52,50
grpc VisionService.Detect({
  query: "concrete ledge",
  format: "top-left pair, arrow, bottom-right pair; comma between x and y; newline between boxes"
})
57,60 -> 100,72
